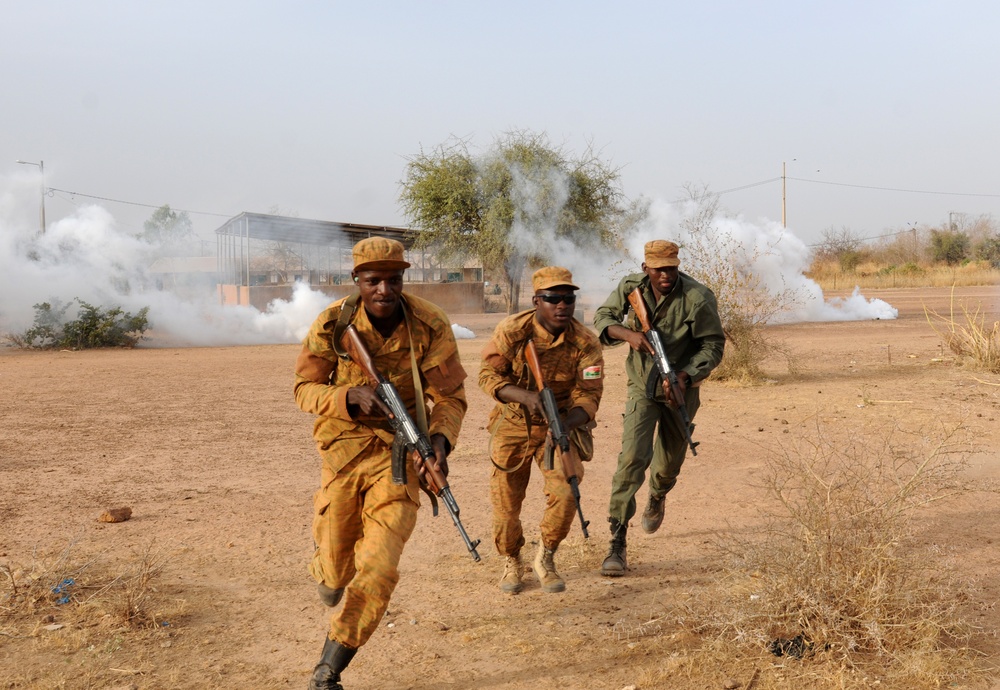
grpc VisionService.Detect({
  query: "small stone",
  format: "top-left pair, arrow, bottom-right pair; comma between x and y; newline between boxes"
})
98,506 -> 132,523
723,680 -> 740,690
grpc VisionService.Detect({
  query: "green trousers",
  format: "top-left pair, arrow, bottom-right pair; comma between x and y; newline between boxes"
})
607,385 -> 701,525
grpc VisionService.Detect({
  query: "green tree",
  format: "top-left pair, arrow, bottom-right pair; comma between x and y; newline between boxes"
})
929,228 -> 970,265
142,205 -> 194,247
974,234 -> 1000,268
400,131 -> 626,313
17,299 -> 149,349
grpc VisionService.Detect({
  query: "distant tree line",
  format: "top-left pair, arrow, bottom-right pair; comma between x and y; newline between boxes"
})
813,214 -> 1000,271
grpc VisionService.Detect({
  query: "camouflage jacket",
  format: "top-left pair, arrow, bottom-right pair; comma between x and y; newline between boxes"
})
479,309 -> 604,427
294,294 -> 467,472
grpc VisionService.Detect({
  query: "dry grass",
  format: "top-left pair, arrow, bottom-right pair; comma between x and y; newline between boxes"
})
0,538 -> 182,687
808,260 -> 1000,290
604,421 -> 989,689
925,291 -> 1000,374
1,540 -> 168,630
713,314 -> 798,384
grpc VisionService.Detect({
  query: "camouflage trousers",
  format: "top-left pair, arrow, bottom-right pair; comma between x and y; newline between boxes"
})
309,437 -> 420,649
607,386 -> 701,526
489,415 -> 585,556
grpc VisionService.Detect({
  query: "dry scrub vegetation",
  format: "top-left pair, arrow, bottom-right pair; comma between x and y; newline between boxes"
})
598,422 -> 990,690
0,540 -> 181,687
925,292 -> 1000,374
808,260 -> 1000,291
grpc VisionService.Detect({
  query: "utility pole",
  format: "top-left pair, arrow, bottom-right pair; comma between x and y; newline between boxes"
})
15,159 -> 46,234
781,161 -> 786,227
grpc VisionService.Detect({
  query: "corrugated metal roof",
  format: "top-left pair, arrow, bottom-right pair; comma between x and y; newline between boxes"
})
214,212 -> 417,247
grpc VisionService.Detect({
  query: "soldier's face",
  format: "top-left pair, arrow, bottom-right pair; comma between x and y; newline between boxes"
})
532,287 -> 576,334
353,269 -> 404,319
642,263 -> 679,297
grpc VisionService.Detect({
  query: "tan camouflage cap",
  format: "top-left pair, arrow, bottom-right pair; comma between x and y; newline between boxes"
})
644,240 -> 681,268
352,237 -> 411,271
532,266 -> 579,292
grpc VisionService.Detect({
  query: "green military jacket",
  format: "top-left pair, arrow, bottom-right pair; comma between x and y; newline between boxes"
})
593,271 -> 725,400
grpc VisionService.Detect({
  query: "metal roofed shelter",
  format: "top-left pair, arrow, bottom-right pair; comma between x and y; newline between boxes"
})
215,212 -> 484,313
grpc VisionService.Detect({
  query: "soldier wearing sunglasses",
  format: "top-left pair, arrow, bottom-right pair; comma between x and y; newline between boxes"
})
593,240 -> 725,577
479,267 -> 604,594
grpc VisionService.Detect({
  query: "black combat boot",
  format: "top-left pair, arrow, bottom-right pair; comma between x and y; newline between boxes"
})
600,518 -> 628,577
308,636 -> 356,690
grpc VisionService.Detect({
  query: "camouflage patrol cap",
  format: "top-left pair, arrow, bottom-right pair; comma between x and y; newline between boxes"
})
644,240 -> 681,268
532,266 -> 579,292
352,237 -> 411,271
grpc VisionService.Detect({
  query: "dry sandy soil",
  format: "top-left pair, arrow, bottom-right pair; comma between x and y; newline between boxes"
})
2,286 -> 999,690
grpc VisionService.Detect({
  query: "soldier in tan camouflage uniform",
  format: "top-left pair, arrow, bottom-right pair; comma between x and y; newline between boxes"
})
294,237 -> 468,690
479,267 -> 604,594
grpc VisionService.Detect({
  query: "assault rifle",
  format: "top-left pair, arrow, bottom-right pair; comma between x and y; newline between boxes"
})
524,340 -> 590,538
341,324 -> 482,562
626,287 -> 699,456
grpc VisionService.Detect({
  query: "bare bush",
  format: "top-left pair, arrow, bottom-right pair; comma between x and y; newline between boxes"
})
925,291 -> 1000,373
681,422 -> 982,687
678,187 -> 804,382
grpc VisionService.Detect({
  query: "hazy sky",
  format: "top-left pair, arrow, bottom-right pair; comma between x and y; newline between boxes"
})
5,1 -> 999,247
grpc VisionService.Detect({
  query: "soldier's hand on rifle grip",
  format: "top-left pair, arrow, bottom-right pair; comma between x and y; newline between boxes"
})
415,433 -> 450,484
663,372 -> 690,407
498,385 -> 545,418
346,386 -> 392,417
631,331 -> 655,355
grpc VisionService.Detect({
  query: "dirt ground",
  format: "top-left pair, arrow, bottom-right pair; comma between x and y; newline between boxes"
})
1,286 -> 999,690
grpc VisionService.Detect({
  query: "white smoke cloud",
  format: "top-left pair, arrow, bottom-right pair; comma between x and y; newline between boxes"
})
451,324 -> 476,339
506,173 -> 896,323
1,168 -> 895,351
0,178 -> 333,347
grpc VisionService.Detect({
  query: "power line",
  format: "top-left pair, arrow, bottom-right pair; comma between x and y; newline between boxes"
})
806,227 -> 917,248
716,177 -> 782,196
666,177 -> 782,206
787,176 -> 1000,199
47,187 -> 233,218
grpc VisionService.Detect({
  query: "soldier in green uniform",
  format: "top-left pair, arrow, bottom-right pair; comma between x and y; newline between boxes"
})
592,240 -> 725,576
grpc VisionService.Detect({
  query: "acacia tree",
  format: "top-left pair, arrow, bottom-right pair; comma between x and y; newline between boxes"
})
142,204 -> 194,251
399,131 -> 626,313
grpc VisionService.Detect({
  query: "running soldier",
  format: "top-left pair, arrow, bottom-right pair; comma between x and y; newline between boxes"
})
479,266 -> 604,593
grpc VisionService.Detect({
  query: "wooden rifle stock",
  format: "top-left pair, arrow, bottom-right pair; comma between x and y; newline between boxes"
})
524,340 -> 590,538
626,288 -> 700,456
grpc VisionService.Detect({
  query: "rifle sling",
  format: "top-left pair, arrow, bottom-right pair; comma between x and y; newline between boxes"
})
332,294 -> 361,359
401,299 -> 439,513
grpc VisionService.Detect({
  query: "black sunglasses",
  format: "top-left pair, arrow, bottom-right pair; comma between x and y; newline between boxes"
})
537,293 -> 577,305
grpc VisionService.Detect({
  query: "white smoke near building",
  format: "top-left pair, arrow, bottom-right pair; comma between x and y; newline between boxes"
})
1,166 -> 896,351
0,176 -> 333,347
